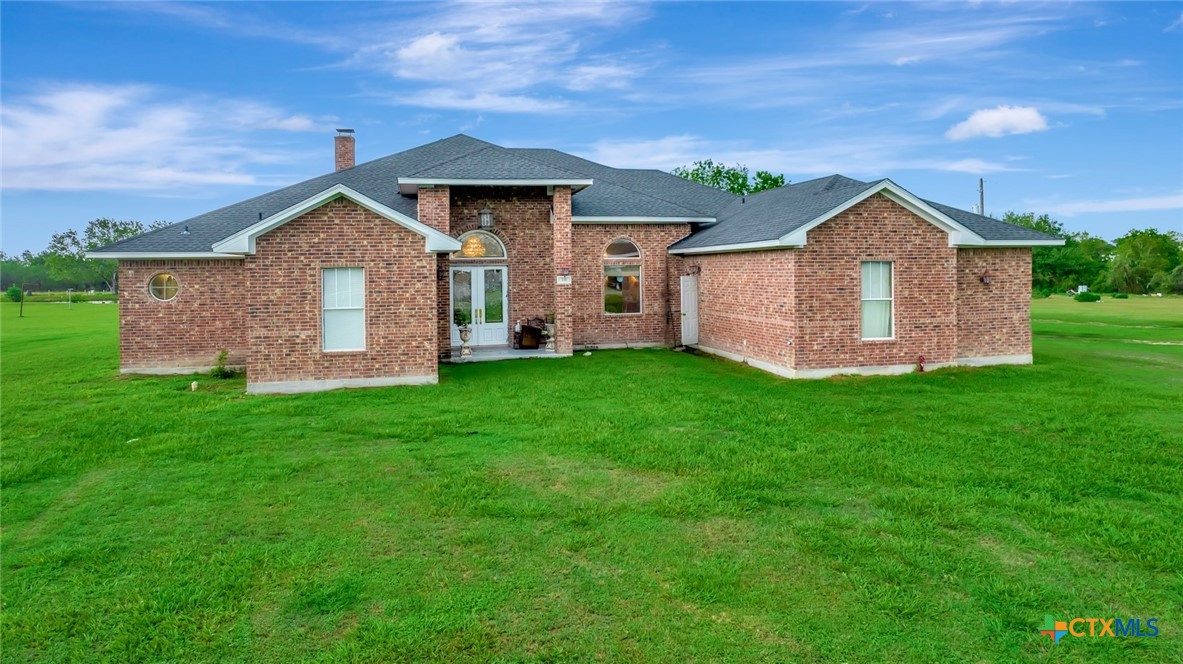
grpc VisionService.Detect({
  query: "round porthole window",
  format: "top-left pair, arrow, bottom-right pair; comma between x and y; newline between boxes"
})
149,273 -> 179,301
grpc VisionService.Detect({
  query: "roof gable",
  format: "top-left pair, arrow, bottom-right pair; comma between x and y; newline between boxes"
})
210,185 -> 461,255
670,177 -> 1065,254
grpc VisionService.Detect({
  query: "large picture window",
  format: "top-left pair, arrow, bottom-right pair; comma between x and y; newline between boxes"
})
603,239 -> 641,314
861,261 -> 893,340
323,267 -> 365,351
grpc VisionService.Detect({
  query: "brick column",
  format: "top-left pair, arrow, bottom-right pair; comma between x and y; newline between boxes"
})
417,187 -> 453,360
552,186 -> 574,355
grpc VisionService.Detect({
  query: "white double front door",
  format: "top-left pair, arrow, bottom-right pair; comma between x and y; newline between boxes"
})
451,266 -> 509,347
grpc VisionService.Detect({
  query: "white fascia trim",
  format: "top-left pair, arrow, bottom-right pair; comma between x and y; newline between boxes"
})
211,184 -> 461,255
668,239 -> 786,255
573,216 -> 716,224
958,239 -> 1066,247
86,252 -> 244,259
246,374 -> 438,394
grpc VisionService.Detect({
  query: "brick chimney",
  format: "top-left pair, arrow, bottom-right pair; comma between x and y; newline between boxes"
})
334,128 -> 355,171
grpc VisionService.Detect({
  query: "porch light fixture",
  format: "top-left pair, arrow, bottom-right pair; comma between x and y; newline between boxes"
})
980,269 -> 993,286
478,206 -> 494,229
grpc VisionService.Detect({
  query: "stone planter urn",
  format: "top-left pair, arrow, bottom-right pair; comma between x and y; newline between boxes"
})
458,326 -> 473,358
544,324 -> 556,352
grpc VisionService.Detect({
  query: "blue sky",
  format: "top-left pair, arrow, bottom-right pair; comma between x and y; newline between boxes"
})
2,1 -> 1181,254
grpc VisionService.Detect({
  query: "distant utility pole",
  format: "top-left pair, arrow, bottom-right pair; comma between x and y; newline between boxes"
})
979,178 -> 985,217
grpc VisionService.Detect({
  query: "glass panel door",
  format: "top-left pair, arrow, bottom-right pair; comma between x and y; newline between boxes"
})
451,268 -> 473,346
476,267 -> 509,346
484,268 -> 504,324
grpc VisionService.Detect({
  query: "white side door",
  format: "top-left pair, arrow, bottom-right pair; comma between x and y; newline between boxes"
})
680,274 -> 699,346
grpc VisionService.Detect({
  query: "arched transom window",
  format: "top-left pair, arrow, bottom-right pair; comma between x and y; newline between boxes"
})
452,231 -> 506,260
604,238 -> 640,258
603,238 -> 641,314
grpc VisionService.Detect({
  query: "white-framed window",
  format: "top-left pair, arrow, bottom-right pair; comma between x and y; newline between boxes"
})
322,267 -> 365,351
861,261 -> 893,340
603,238 -> 642,314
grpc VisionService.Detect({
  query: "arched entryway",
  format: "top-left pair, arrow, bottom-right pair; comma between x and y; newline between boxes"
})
449,231 -> 510,346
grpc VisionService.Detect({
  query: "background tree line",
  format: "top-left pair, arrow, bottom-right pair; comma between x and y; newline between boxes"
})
2,218 -> 169,292
1005,213 -> 1183,295
673,160 -> 1183,295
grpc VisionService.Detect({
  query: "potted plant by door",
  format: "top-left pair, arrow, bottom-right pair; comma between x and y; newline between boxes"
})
455,311 -> 473,358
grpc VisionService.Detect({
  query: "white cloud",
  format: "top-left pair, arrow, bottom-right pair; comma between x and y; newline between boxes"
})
945,105 -> 1049,140
397,89 -> 569,114
0,83 -> 326,191
939,158 -> 1023,174
1165,12 -> 1183,32
1037,193 -> 1183,216
342,2 -> 650,112
893,55 -> 923,66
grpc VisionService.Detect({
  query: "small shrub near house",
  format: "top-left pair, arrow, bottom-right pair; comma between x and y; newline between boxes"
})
1111,293 -> 1129,299
1075,291 -> 1101,302
208,350 -> 239,379
1032,288 -> 1051,299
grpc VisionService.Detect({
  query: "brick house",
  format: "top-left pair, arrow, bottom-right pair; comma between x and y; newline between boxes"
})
90,133 -> 1062,393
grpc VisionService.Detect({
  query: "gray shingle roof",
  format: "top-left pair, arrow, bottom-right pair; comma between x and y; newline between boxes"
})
670,174 -> 1062,250
511,148 -> 737,216
922,200 -> 1061,242
94,135 -> 1059,255
565,179 -> 714,218
97,134 -> 494,254
670,175 -> 876,249
405,145 -> 590,181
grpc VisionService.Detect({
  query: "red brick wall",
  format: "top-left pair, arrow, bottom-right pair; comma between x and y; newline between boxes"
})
571,224 -> 689,347
419,186 -> 452,358
688,250 -> 797,368
117,259 -> 247,371
435,187 -> 556,356
449,187 -> 555,325
793,194 -> 958,370
245,198 -> 437,385
418,186 -> 450,233
551,186 -> 574,354
334,134 -> 355,172
956,248 -> 1032,358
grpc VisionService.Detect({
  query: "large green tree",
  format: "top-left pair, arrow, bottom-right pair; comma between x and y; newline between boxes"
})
1101,228 -> 1182,294
46,218 -> 169,291
1003,212 -> 1112,291
672,159 -> 787,195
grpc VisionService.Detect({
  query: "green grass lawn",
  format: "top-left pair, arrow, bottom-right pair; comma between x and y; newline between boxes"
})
2,298 -> 1181,662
